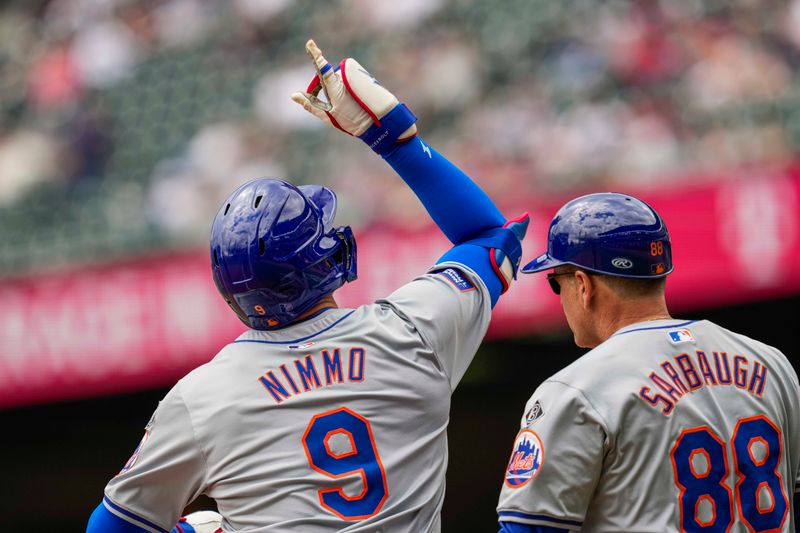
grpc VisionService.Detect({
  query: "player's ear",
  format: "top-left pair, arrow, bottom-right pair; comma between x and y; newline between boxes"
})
574,270 -> 594,310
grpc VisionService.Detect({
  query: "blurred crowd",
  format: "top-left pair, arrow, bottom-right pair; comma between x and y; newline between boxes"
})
1,0 -> 799,273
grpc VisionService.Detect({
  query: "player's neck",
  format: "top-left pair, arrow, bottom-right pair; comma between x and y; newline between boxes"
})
294,295 -> 339,323
598,298 -> 672,343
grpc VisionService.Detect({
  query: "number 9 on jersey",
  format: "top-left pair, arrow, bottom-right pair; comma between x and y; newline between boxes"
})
302,407 -> 389,520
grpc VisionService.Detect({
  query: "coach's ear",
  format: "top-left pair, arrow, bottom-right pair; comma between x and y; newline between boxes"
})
574,270 -> 596,311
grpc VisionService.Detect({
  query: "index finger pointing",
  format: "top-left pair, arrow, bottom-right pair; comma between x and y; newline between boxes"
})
305,39 -> 332,77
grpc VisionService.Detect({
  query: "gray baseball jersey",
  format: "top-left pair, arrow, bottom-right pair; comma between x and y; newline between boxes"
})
497,318 -> 800,532
103,264 -> 490,532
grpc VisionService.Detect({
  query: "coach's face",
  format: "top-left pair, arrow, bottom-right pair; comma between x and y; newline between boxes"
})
552,267 -> 601,349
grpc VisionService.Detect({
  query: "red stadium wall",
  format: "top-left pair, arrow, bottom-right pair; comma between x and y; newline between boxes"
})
1,169 -> 799,408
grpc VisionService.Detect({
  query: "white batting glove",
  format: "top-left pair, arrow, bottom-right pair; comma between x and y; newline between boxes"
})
493,213 -> 530,293
174,510 -> 222,533
291,39 -> 417,155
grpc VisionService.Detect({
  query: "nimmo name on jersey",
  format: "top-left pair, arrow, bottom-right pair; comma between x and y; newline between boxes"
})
258,347 -> 366,404
639,350 -> 768,415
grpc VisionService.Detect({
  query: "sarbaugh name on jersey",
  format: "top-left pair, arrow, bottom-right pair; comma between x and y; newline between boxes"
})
638,350 -> 768,415
257,347 -> 366,404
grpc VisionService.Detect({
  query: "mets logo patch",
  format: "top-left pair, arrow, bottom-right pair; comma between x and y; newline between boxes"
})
438,268 -> 475,292
667,329 -> 695,344
118,430 -> 149,476
505,429 -> 544,488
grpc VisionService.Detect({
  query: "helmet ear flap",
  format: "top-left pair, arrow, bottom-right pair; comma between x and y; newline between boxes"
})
334,226 -> 358,282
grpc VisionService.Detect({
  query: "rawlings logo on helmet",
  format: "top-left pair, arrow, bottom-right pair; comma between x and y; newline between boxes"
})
611,257 -> 634,269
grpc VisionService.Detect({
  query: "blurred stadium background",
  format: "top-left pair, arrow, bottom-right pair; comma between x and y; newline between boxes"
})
0,0 -> 798,530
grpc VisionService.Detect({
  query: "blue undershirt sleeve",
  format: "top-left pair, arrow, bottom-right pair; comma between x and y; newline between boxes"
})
438,244 -> 503,307
498,521 -> 570,533
86,503 -> 150,533
383,137 -> 505,244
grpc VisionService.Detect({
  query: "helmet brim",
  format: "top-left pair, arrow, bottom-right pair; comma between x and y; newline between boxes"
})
521,252 -> 568,274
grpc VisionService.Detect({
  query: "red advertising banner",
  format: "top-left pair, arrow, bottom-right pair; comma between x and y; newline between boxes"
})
1,169 -> 798,408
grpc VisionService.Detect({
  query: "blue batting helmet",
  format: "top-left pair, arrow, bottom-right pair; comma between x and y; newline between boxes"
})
522,192 -> 673,278
210,178 -> 357,330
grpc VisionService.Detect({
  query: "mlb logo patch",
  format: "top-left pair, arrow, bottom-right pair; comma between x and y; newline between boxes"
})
668,329 -> 695,344
288,341 -> 316,350
505,430 -> 544,489
438,268 -> 475,292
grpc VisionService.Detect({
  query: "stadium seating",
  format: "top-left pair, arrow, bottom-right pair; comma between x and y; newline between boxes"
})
1,0 -> 797,275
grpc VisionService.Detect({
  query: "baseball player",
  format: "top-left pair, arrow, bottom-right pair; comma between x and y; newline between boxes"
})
496,192 -> 800,532
86,40 -> 528,532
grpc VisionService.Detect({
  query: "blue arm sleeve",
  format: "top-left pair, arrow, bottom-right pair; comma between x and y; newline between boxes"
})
383,137 -> 505,244
87,503 -> 149,533
499,521 -> 570,533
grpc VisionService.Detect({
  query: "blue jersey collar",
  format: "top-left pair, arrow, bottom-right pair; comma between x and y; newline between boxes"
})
611,318 -> 699,338
234,308 -> 356,345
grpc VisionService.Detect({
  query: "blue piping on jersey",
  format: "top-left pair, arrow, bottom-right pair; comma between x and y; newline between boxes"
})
498,511 -> 582,527
233,310 -> 356,345
499,521 -> 568,533
611,320 -> 699,337
103,497 -> 169,533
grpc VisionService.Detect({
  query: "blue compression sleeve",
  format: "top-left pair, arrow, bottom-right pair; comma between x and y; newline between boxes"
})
384,137 -> 505,244
499,521 -> 569,533
87,502 -> 150,533
438,244 -> 503,307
